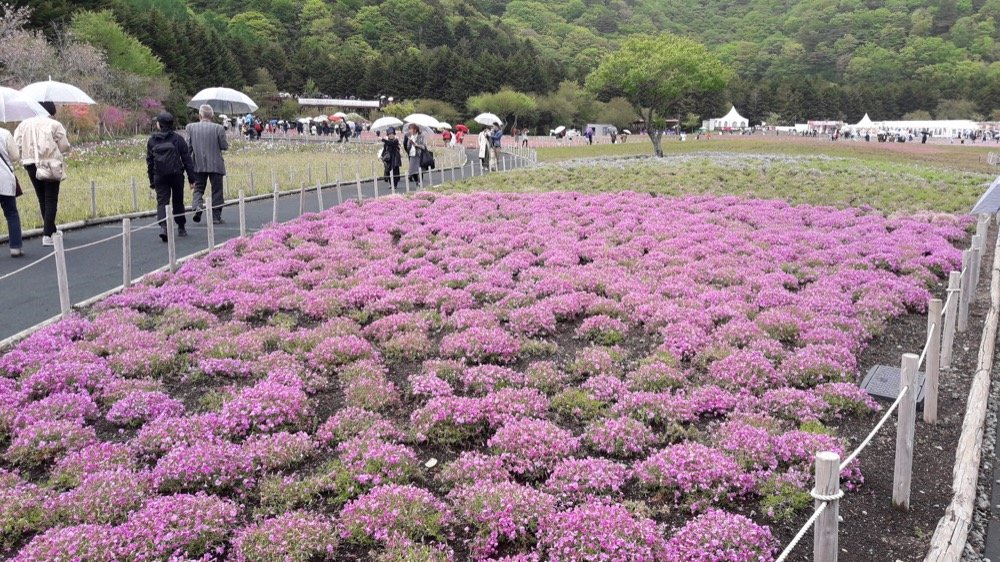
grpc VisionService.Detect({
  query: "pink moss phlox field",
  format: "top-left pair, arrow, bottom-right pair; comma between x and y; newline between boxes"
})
0,191 -> 970,560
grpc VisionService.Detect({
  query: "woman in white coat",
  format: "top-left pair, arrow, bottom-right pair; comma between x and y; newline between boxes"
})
0,128 -> 23,257
477,127 -> 492,171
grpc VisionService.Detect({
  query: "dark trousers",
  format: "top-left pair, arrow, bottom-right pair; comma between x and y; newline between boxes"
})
0,195 -> 22,249
24,164 -> 60,236
154,174 -> 186,229
383,163 -> 400,187
193,172 -> 224,220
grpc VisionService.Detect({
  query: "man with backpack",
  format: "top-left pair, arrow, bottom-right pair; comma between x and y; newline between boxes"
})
146,112 -> 197,242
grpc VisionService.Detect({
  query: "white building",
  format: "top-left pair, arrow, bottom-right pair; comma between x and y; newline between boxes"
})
847,114 -> 980,138
703,106 -> 749,131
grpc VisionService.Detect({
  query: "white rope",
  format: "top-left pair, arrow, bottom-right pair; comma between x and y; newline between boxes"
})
63,231 -> 125,254
941,291 -> 955,319
839,385 -> 908,471
810,488 -> 844,502
917,322 -> 936,368
774,501 -> 829,562
0,251 -> 55,282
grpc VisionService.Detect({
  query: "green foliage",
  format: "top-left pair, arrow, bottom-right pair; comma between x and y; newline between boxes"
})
588,34 -> 731,156
467,88 -> 538,130
71,10 -> 165,76
551,388 -> 606,422
760,476 -> 813,522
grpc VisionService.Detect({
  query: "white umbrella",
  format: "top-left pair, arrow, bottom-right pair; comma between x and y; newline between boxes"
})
475,113 -> 503,126
553,126 -> 566,134
0,86 -> 48,122
297,117 -> 312,124
622,129 -> 632,134
188,87 -> 258,115
971,175 -> 1000,214
333,112 -> 348,119
314,115 -> 329,122
20,78 -> 96,105
404,113 -> 442,129
438,122 -> 453,130
371,116 -> 404,132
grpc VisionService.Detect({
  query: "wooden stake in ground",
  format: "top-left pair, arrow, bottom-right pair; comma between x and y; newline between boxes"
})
299,182 -> 306,216
925,226 -> 1000,562
238,190 -> 247,237
165,204 -> 177,273
924,298 -> 942,423
893,352 -> 918,511
53,232 -> 71,318
814,451 -> 841,562
958,249 -> 972,332
122,218 -> 132,288
130,177 -> 138,212
941,271 -> 961,369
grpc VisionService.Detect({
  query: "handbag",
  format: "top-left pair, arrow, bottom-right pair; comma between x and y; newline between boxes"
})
0,148 -> 21,197
420,148 -> 435,169
32,126 -> 65,182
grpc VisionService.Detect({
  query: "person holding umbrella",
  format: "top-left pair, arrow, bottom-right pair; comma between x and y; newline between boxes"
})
477,126 -> 493,172
0,127 -> 23,257
186,104 -> 229,225
403,123 -> 427,186
146,112 -> 197,242
380,127 -> 402,189
13,101 -> 71,247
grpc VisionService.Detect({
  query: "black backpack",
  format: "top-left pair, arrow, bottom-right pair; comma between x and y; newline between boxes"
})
151,135 -> 182,177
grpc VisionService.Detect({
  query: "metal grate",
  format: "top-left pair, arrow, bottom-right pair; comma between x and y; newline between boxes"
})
860,365 -> 926,407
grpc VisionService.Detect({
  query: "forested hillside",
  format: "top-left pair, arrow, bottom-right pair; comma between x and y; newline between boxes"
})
11,0 -> 1000,124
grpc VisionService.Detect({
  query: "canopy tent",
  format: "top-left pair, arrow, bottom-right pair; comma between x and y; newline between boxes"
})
854,113 -> 874,128
703,106 -> 749,131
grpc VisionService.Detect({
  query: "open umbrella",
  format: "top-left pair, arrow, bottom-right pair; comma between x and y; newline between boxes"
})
404,113 -> 442,129
438,122 -> 453,130
346,112 -> 365,122
553,126 -> 566,134
474,113 -> 503,126
371,116 -> 404,132
0,86 -> 48,122
455,124 -> 469,134
297,117 -> 312,124
20,78 -> 96,105
314,115 -> 329,122
188,87 -> 258,115
971,175 -> 1000,214
332,112 -> 348,119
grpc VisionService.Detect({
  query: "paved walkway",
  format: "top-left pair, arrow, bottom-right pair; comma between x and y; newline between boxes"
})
0,149 -> 522,342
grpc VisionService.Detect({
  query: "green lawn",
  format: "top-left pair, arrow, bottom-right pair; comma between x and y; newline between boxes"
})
449,150 -> 990,215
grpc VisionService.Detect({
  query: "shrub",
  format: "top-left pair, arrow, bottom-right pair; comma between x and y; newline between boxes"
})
538,501 -> 667,562
340,484 -> 452,545
488,419 -> 579,477
231,511 -> 338,562
117,493 -> 238,561
449,481 -> 557,558
663,508 -> 776,562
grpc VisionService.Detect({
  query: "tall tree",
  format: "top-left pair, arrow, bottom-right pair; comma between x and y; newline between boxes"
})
587,34 -> 731,156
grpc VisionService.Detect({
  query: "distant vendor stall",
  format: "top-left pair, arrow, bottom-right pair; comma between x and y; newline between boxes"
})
703,106 -> 749,131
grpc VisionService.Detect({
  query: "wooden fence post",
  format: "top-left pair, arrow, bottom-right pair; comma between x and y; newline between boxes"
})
130,177 -> 138,212
959,249 -> 972,332
356,174 -> 363,201
404,171 -> 411,193
316,183 -> 324,210
299,182 -> 306,216
271,168 -> 277,191
90,180 -> 97,218
272,185 -> 279,224
53,232 -> 71,318
371,162 -> 377,194
238,190 -> 247,237
165,204 -> 177,273
893,353 -> 919,511
325,161 -> 330,183
925,298 -> 943,423
206,206 -> 215,250
941,270 -> 961,369
971,235 -> 983,304
336,184 -> 343,205
122,218 -> 132,288
814,451 -> 841,562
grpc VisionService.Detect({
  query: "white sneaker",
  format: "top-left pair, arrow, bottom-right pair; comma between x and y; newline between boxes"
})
41,236 -> 53,247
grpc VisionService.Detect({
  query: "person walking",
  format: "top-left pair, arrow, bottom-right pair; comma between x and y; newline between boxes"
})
520,128 -> 529,147
146,112 -> 196,242
13,102 -> 70,247
403,124 -> 426,186
380,127 -> 402,188
477,126 -> 492,171
0,127 -> 23,257
186,104 -> 229,225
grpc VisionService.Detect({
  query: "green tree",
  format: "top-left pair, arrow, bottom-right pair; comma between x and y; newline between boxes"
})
587,33 -> 731,156
466,88 -> 538,131
71,10 -> 165,77
935,98 -> 980,119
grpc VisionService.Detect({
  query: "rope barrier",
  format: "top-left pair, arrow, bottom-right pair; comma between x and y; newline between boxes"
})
917,322 -> 936,368
942,290 -> 956,319
63,231 -> 126,254
0,252 -> 55,283
839,385 -> 908,471
773,502 -> 830,562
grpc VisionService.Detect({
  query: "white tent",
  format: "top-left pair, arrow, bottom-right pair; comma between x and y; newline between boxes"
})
854,113 -> 874,128
703,106 -> 749,131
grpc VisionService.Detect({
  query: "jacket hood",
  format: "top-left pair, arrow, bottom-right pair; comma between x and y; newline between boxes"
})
151,130 -> 175,142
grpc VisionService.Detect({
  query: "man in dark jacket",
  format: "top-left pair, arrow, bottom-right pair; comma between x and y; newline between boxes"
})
147,112 -> 196,242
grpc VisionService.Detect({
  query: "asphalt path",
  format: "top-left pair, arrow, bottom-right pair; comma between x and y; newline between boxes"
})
0,148 -> 522,342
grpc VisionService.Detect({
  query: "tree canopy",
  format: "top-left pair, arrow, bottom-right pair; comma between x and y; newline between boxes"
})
588,34 -> 731,156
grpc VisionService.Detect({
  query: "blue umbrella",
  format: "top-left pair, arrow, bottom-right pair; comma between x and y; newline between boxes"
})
970,175 -> 1000,214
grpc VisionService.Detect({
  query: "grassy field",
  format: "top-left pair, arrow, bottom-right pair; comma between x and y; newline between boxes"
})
448,150 -> 990,215
536,135 -> 1000,175
6,139 -> 464,234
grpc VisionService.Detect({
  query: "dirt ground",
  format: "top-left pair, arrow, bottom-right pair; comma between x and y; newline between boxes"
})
770,230 -> 995,562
